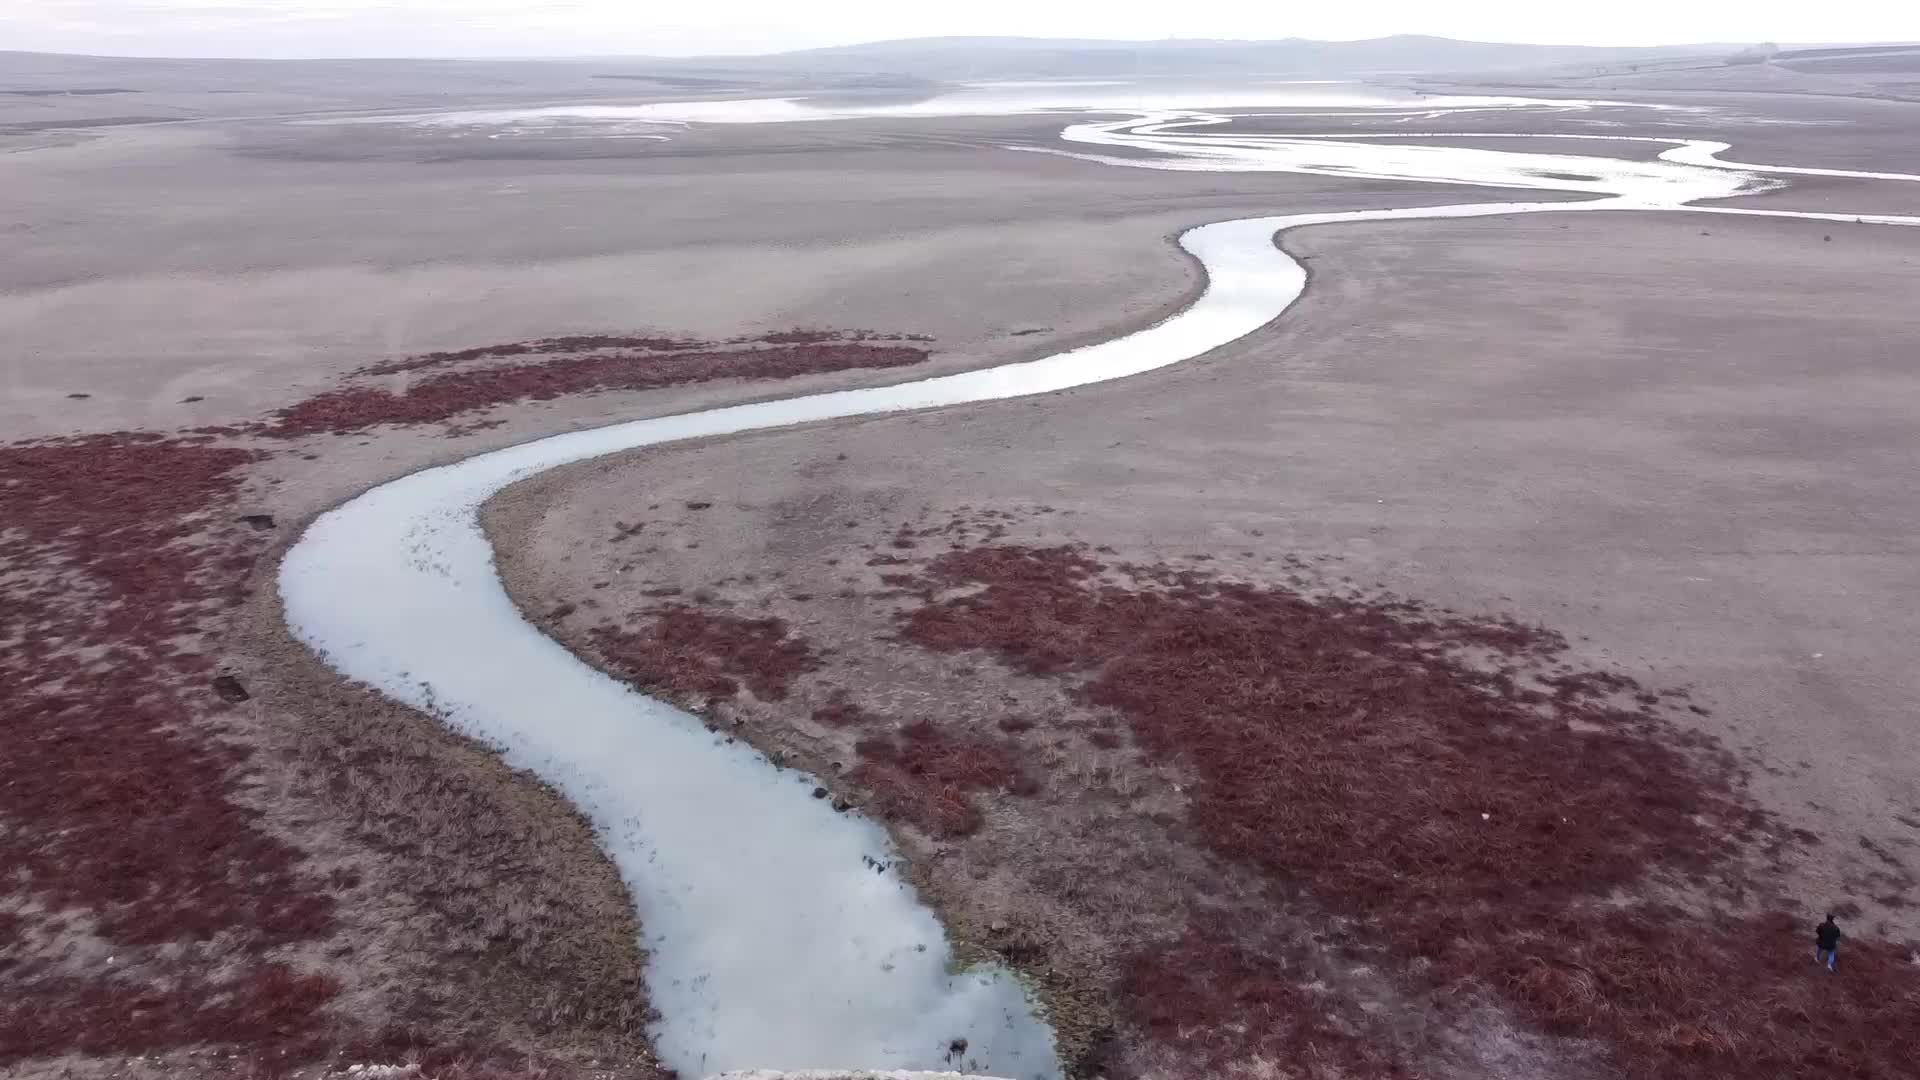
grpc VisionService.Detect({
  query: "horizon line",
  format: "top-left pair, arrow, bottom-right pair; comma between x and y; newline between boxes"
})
11,32 -> 1916,65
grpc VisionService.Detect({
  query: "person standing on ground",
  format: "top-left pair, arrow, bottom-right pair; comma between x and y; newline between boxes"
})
1815,912 -> 1842,972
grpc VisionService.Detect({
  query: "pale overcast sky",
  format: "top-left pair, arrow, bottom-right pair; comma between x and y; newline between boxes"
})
5,0 -> 1919,59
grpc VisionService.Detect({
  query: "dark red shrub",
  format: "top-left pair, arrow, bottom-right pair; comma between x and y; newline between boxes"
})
848,717 -> 1034,839
590,606 -> 822,702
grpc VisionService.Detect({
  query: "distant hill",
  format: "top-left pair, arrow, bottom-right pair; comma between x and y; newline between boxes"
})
1770,42 -> 1920,74
3,34 -> 1752,84
691,34 -> 1745,80
0,34 -> 1777,121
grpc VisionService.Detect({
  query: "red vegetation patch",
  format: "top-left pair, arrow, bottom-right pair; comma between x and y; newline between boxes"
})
852,761 -> 985,838
4,964 -> 339,1062
1490,908 -> 1918,1078
758,328 -> 932,346
258,335 -> 932,437
0,434 -> 336,1064
898,542 -> 1917,1079
590,605 -> 822,702
356,334 -> 712,376
1125,919 -> 1410,1077
851,719 -> 1035,838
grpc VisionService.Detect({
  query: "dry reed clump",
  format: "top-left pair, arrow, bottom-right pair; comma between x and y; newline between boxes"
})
0,434 -> 337,1065
253,335 -> 932,438
589,606 -> 824,702
811,692 -> 876,728
271,668 -> 660,1074
894,542 -> 1919,1079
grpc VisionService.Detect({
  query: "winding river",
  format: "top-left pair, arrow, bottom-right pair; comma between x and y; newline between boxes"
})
279,100 -> 1920,1078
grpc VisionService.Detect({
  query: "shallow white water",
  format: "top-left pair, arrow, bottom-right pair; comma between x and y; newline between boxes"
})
1049,115 -> 1920,193
280,97 -> 1920,1079
1052,115 -> 1760,202
324,81 -> 1653,137
1028,113 -> 1920,198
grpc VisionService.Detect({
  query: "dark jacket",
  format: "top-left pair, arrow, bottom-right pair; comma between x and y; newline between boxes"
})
1816,921 -> 1842,950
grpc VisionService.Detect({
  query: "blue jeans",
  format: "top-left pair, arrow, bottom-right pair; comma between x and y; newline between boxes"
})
1817,945 -> 1837,970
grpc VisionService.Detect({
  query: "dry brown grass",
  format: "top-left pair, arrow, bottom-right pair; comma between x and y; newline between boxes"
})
248,637 -> 664,1076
